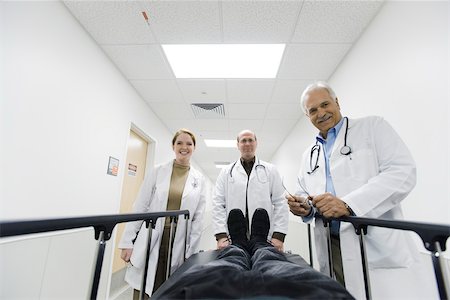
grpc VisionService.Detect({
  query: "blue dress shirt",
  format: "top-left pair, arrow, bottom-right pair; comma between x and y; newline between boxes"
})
316,117 -> 345,235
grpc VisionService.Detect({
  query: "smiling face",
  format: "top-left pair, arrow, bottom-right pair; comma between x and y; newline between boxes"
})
304,88 -> 343,138
172,132 -> 195,165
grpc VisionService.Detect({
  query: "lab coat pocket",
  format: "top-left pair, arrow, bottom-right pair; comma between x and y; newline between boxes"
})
347,148 -> 377,182
130,223 -> 160,269
365,227 -> 414,269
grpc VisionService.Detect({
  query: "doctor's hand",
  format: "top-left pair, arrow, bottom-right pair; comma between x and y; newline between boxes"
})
271,238 -> 284,252
216,237 -> 230,250
286,194 -> 311,217
120,248 -> 133,263
312,193 -> 350,218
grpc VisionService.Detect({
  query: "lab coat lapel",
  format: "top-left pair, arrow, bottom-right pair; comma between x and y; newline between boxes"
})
182,170 -> 197,200
157,162 -> 172,210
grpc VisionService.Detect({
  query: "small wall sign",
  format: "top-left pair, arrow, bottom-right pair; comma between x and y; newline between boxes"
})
128,163 -> 137,176
107,156 -> 119,176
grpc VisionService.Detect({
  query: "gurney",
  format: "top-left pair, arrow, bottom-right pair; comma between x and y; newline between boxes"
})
1,211 -> 449,299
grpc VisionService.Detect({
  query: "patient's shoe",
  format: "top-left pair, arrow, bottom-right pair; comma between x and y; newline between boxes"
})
248,208 -> 272,254
227,209 -> 248,249
250,208 -> 270,242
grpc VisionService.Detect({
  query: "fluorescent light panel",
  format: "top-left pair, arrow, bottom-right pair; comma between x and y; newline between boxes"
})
215,164 -> 229,169
204,139 -> 236,148
162,44 -> 285,78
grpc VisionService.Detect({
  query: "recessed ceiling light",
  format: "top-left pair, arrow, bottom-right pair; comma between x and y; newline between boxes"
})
162,44 -> 285,78
204,139 -> 236,148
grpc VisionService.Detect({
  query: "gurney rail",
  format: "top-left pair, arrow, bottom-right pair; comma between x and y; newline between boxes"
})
0,210 -> 190,300
314,215 -> 450,300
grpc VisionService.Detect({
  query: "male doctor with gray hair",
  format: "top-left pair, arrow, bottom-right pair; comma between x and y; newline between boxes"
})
286,81 -> 418,299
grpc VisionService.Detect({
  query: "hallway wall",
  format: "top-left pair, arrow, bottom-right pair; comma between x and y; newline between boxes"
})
0,2 -> 213,299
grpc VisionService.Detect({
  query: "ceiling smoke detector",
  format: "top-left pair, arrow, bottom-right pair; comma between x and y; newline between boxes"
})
191,103 -> 225,119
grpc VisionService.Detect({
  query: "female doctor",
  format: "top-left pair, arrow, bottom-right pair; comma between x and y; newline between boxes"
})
119,128 -> 206,298
212,130 -> 289,252
287,82 -> 417,299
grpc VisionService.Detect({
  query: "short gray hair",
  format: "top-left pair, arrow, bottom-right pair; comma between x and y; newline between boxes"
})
300,81 -> 337,115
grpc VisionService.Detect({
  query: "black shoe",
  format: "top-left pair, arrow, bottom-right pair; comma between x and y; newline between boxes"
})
227,209 -> 248,248
250,208 -> 270,242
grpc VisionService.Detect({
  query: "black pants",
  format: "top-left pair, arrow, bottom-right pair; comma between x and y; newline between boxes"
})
158,245 -> 354,299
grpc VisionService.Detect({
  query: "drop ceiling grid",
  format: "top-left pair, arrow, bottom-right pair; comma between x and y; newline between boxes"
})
64,1 -> 157,45
270,80 -> 312,103
61,0 -> 386,182
176,79 -> 227,106
226,79 -> 276,103
142,1 -> 222,43
221,1 -> 303,43
291,1 -> 385,43
130,79 -> 184,103
101,44 -> 174,79
277,44 -> 352,79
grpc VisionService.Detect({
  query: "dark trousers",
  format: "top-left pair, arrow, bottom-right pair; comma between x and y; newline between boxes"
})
331,234 -> 346,286
152,226 -> 171,293
157,245 -> 354,299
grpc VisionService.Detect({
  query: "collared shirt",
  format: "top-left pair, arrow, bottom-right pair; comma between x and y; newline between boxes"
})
241,157 -> 255,177
316,117 -> 345,235
316,117 -> 345,197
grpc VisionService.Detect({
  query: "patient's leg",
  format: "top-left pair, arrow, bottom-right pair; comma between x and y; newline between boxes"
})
203,245 -> 251,271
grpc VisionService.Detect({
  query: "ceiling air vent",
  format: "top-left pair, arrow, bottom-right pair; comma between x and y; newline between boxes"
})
191,103 -> 225,119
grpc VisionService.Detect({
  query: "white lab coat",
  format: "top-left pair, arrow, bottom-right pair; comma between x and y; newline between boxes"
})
296,116 -> 417,299
213,157 -> 289,239
119,160 -> 206,295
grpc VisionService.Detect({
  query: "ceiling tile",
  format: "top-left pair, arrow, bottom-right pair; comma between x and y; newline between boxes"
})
148,102 -> 192,120
222,1 -> 302,43
227,79 -> 275,103
271,79 -> 311,103
265,103 -> 302,120
194,119 -> 230,131
227,103 -> 267,119
228,119 -> 264,133
277,44 -> 352,79
261,119 -> 298,134
102,45 -> 173,79
292,1 -> 383,43
64,1 -> 156,44
131,80 -> 183,103
167,120 -> 199,134
143,1 -> 222,43
177,79 -> 226,103
195,130 -> 236,140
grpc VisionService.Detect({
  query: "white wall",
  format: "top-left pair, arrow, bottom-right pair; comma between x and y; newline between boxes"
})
1,1 -> 173,219
0,2 -> 213,299
273,1 -> 449,297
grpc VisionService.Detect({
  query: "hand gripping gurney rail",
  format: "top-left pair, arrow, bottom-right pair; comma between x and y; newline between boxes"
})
1,211 -> 449,300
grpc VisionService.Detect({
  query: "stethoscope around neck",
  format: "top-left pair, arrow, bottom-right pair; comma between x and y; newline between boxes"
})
229,158 -> 268,183
308,117 -> 352,175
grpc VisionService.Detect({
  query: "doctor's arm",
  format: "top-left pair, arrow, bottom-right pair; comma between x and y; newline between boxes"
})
341,117 -> 416,218
212,168 -> 230,249
270,167 -> 289,250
